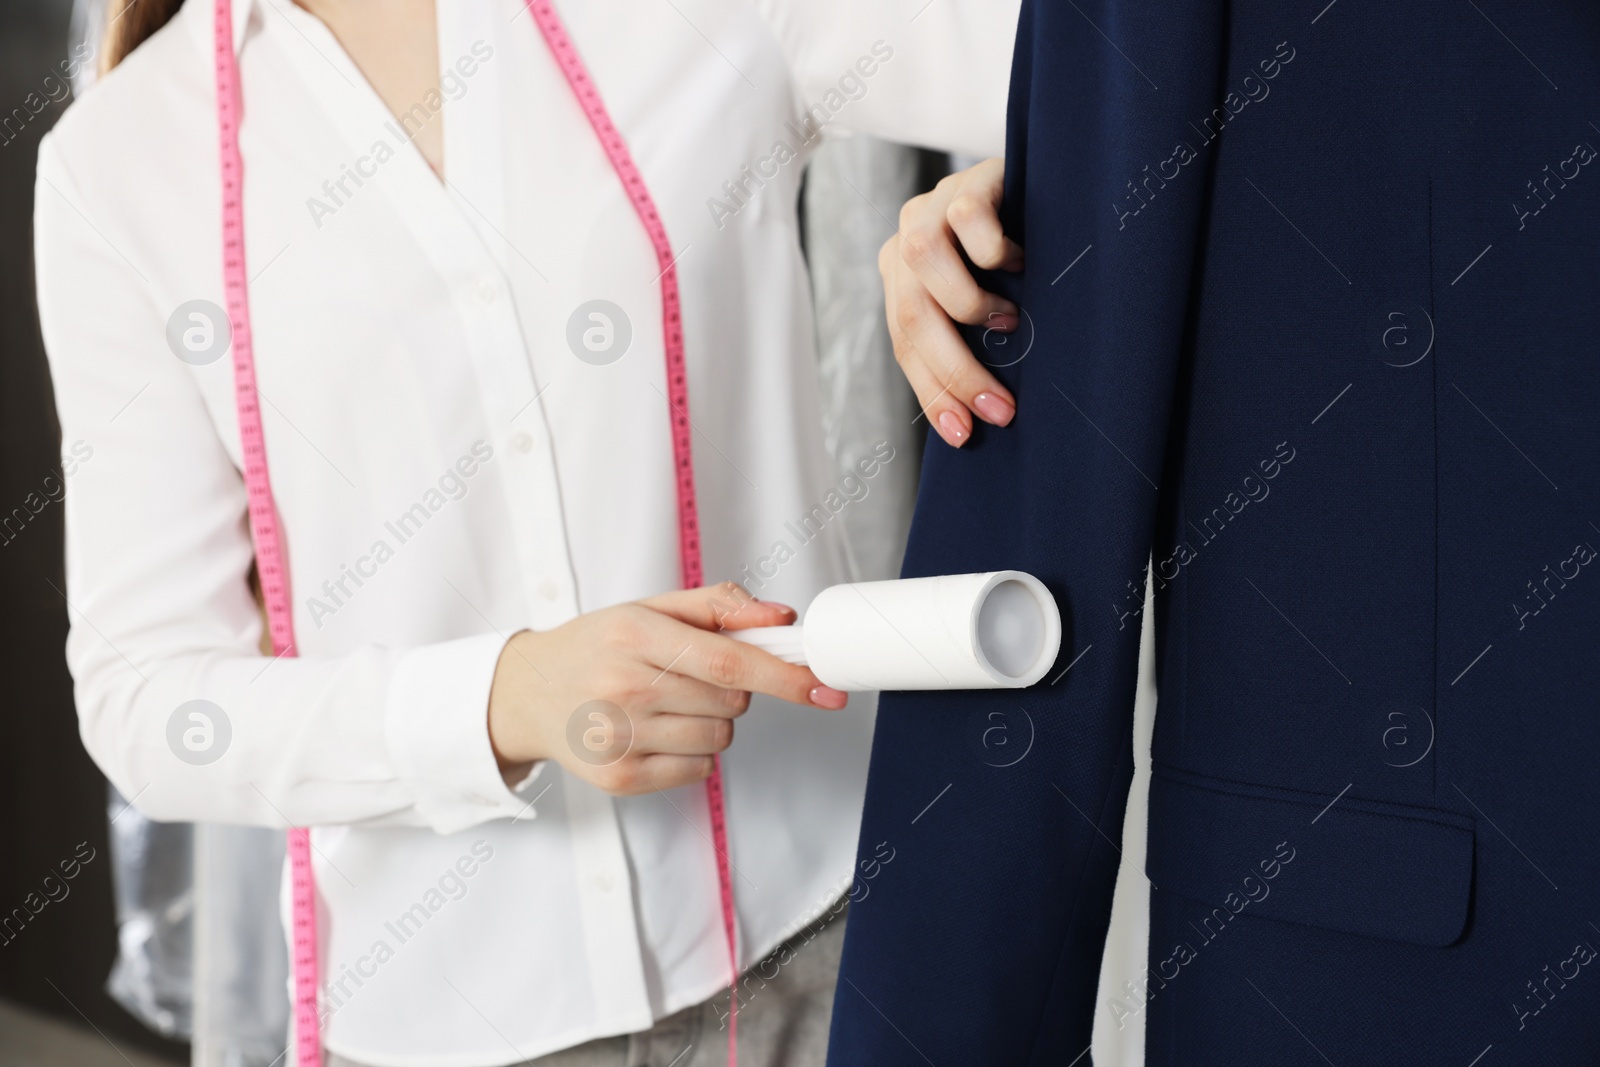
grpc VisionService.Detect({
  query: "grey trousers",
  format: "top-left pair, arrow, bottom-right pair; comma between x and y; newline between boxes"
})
327,905 -> 846,1067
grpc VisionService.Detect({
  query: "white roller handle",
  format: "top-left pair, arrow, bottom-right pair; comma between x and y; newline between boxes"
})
730,571 -> 1061,692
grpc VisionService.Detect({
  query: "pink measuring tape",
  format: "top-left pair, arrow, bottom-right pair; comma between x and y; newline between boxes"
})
211,4 -> 320,1064
211,0 -> 739,1063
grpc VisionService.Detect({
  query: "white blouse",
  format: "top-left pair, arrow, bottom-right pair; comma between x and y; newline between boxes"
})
34,0 -> 1014,1063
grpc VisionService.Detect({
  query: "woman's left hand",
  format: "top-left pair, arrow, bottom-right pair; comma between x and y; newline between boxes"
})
881,157 -> 1025,449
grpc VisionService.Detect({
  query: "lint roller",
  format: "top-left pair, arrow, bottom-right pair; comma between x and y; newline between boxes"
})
731,571 -> 1061,691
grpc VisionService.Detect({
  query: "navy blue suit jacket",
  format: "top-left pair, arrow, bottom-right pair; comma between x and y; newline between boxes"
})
827,2 -> 1600,1064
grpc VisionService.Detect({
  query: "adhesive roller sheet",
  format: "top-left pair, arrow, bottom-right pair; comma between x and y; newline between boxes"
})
731,571 -> 1061,691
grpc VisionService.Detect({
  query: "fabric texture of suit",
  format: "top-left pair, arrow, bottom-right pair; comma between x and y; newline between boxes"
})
827,1 -> 1600,1064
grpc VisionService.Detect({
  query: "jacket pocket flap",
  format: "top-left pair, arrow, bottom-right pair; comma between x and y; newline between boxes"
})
1147,766 -> 1474,947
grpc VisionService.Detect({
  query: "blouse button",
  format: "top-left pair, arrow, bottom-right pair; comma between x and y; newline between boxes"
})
510,432 -> 533,453
592,872 -> 614,893
475,279 -> 498,304
538,580 -> 561,602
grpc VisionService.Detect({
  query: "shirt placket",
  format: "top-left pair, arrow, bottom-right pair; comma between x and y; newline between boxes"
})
442,2 -> 654,1034
442,114 -> 657,1040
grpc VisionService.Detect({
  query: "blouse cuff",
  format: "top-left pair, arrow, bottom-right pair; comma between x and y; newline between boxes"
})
384,631 -> 532,834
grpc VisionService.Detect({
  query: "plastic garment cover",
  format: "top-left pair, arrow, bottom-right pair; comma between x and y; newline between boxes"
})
801,134 -> 926,583
191,824 -> 291,1067
103,804 -> 292,1067
1092,574 -> 1158,1067
104,789 -> 295,1066
106,784 -> 194,1039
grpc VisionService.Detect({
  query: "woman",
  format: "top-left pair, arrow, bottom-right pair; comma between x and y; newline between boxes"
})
35,0 -> 1016,1063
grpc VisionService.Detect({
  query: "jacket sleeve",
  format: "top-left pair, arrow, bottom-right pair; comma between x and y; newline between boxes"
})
34,134 -> 540,836
825,1 -> 1227,1062
752,0 -> 1019,158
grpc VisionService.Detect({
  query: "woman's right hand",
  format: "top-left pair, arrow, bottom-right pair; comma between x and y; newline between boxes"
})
486,583 -> 847,796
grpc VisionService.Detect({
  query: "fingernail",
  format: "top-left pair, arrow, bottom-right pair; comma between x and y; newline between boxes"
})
986,311 -> 1019,332
973,392 -> 1015,427
765,602 -> 797,617
810,686 -> 849,709
937,409 -> 969,446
